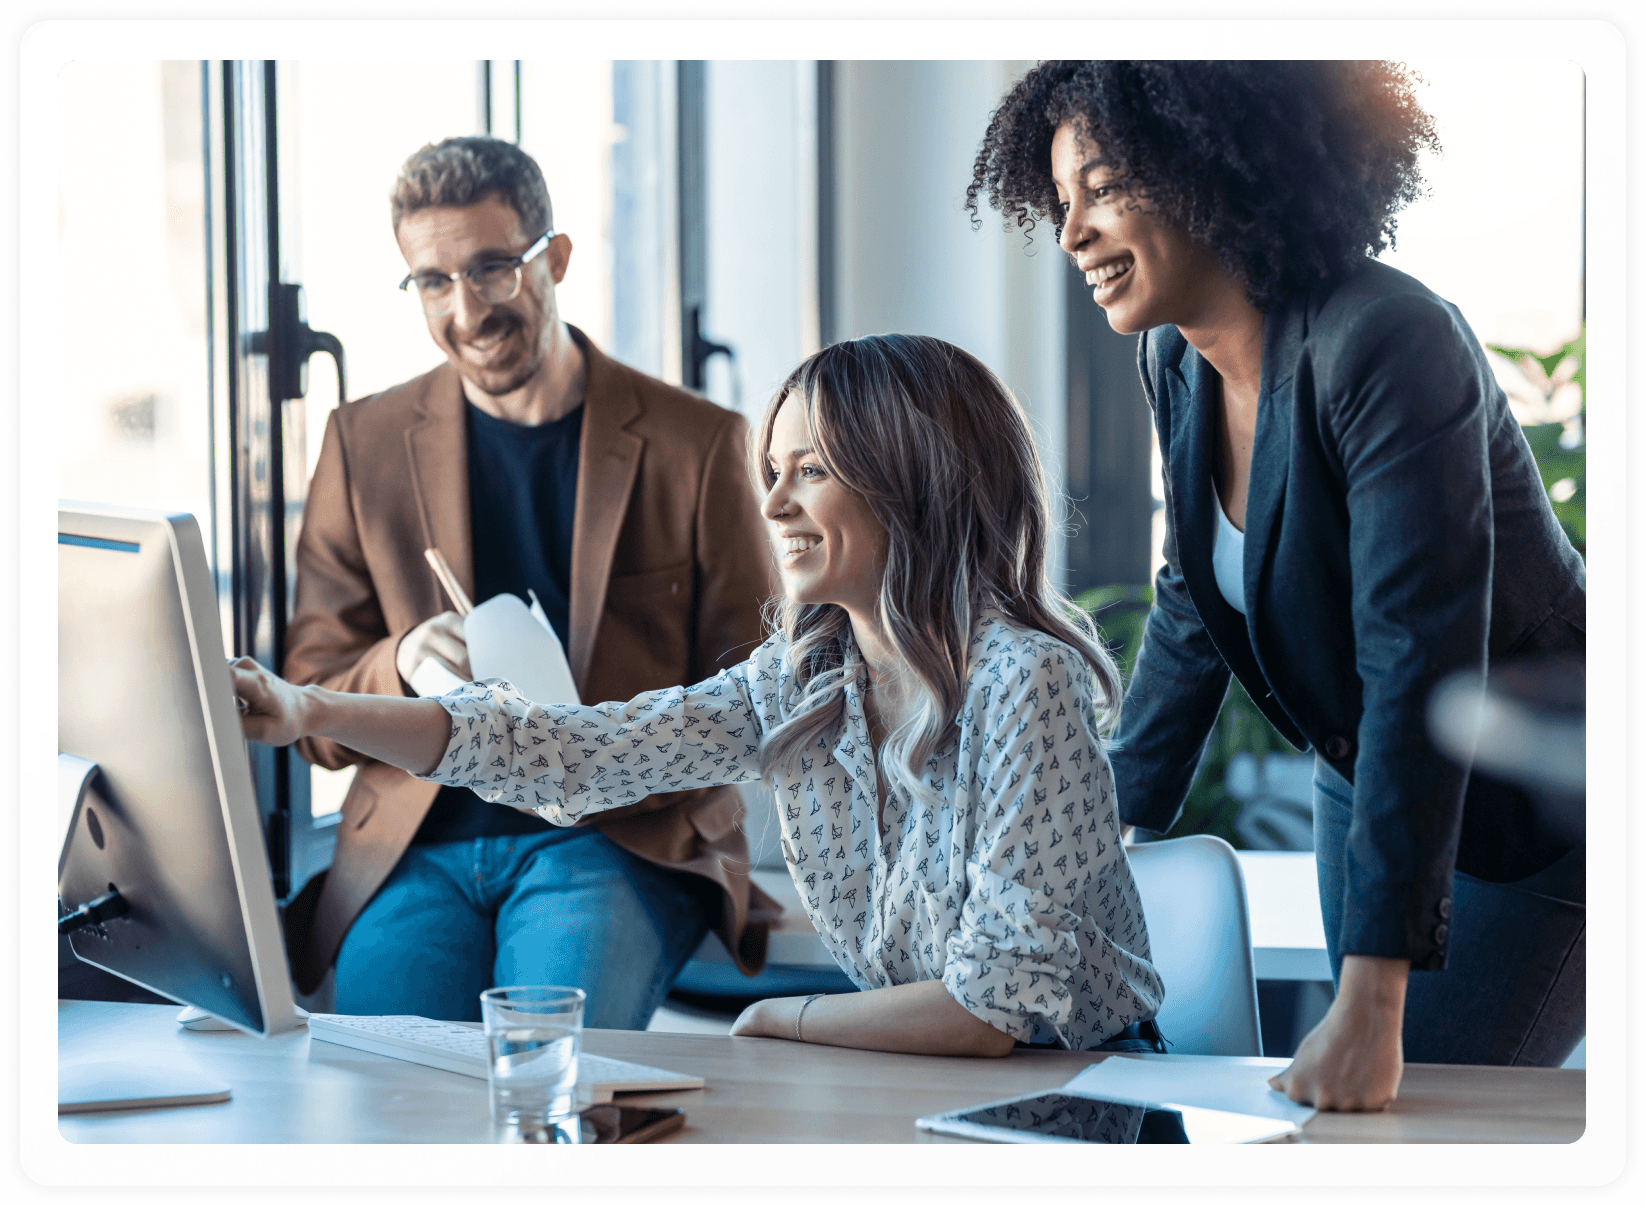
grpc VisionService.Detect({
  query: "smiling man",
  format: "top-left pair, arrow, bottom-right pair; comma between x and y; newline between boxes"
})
280,136 -> 776,1026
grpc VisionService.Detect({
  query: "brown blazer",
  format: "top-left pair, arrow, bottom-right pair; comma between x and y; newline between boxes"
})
280,330 -> 779,995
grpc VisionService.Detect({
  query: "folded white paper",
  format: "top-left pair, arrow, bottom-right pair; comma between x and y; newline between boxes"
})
464,592 -> 580,707
409,657 -> 467,699
526,588 -> 552,633
1062,1053 -> 1316,1127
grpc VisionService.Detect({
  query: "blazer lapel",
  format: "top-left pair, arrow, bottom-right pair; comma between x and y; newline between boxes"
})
567,331 -> 644,692
1162,335 -> 1267,687
404,365 -> 474,611
1165,347 -> 1228,629
1242,300 -> 1303,621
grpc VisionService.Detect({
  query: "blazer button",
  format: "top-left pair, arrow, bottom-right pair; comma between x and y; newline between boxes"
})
1425,951 -> 1446,971
1323,734 -> 1353,761
1433,923 -> 1450,945
1438,897 -> 1452,920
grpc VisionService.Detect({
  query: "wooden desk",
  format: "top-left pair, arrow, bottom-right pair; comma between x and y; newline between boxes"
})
59,1002 -> 1582,1144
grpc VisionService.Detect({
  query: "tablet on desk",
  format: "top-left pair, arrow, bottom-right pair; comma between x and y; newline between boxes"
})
917,1091 -> 1300,1145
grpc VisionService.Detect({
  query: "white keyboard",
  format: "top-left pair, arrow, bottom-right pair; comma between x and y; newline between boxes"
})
306,1014 -> 703,1103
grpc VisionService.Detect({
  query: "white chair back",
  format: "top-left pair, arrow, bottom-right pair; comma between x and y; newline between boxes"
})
1125,834 -> 1263,1056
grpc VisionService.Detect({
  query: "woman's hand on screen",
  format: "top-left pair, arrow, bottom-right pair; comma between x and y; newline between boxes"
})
229,657 -> 310,748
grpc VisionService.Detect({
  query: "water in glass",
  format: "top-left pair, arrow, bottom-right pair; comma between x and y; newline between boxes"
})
488,1023 -> 580,1126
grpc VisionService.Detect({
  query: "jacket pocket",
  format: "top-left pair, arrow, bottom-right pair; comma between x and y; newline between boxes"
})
598,562 -> 695,689
608,561 -> 692,601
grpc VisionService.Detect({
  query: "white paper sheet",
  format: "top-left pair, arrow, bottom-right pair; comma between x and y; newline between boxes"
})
1062,1053 -> 1316,1127
464,592 -> 580,706
408,657 -> 467,699
526,588 -> 552,633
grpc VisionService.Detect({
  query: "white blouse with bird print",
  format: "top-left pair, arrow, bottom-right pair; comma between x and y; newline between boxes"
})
421,609 -> 1165,1049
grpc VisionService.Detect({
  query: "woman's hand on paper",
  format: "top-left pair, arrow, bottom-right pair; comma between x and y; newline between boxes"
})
230,657 -> 312,748
1269,954 -> 1407,1111
396,611 -> 471,685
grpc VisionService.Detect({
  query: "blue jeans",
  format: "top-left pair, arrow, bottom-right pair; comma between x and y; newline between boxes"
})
1313,758 -> 1584,1067
333,827 -> 717,1028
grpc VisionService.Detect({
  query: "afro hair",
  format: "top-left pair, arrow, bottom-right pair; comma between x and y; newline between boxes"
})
966,61 -> 1441,311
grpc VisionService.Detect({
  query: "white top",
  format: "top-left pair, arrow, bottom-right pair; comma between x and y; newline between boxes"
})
1212,483 -> 1247,616
424,610 -> 1164,1050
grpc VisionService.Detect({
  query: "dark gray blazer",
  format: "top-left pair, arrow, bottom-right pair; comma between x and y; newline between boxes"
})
1110,259 -> 1585,970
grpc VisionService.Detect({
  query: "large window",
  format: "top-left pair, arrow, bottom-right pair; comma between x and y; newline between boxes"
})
58,61 -> 211,539
519,59 -> 617,355
1381,59 -> 1584,355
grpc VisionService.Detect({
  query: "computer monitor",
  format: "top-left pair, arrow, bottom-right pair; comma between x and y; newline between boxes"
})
57,501 -> 299,1040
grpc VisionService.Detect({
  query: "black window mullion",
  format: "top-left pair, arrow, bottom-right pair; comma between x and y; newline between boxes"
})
221,58 -> 293,898
677,60 -> 707,388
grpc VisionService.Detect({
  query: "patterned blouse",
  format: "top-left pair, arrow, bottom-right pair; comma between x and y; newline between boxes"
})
423,610 -> 1164,1050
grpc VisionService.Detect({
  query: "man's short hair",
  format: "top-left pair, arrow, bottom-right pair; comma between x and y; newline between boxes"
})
390,136 -> 553,238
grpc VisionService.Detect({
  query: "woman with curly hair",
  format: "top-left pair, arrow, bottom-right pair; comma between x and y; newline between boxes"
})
232,334 -> 1167,1059
969,61 -> 1585,1109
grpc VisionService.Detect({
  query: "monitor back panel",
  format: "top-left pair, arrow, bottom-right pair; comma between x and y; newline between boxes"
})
58,506 -> 291,1034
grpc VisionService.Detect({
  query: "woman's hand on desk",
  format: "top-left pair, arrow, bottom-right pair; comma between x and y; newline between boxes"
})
1269,954 -> 1408,1112
229,658 -> 452,777
729,981 -> 1016,1058
728,996 -> 803,1041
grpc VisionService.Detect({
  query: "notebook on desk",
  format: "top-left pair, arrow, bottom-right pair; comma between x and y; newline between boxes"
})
306,1014 -> 703,1103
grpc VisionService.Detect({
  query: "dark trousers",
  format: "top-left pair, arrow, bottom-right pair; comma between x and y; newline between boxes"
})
1313,759 -> 1584,1066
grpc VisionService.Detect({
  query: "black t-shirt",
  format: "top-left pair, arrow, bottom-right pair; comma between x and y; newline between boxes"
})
411,400 -> 584,845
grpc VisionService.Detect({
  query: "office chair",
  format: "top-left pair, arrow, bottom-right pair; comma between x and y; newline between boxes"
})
1126,834 -> 1264,1057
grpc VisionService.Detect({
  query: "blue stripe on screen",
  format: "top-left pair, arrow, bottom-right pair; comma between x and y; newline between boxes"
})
59,533 -> 141,554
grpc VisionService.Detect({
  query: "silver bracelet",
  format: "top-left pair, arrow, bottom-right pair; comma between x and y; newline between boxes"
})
795,993 -> 824,1043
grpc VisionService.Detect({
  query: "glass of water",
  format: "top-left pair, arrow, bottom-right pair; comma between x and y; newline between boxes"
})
480,985 -> 586,1133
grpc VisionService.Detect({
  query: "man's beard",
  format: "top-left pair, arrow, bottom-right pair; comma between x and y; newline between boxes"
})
458,314 -> 545,397
468,353 -> 544,398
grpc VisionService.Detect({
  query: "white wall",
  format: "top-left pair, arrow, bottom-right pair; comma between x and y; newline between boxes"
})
832,60 -> 1068,588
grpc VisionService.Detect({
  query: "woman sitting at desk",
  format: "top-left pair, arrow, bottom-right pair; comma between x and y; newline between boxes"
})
234,333 -> 1166,1059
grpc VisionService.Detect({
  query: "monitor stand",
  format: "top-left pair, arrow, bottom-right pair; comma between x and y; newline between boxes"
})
58,755 -> 241,1113
176,1003 -> 310,1031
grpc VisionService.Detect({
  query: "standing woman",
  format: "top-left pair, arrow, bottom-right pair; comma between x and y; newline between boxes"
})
968,61 -> 1585,1108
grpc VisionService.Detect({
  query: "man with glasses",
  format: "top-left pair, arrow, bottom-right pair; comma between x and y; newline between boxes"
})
280,136 -> 776,1026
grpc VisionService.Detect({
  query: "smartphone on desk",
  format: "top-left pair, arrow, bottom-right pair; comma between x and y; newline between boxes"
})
537,1104 -> 683,1144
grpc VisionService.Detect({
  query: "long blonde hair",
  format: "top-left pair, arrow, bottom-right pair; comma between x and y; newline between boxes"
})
752,334 -> 1124,804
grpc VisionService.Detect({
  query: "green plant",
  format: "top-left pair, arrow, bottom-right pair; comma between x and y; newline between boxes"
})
1077,583 -> 1292,848
1488,327 -> 1585,556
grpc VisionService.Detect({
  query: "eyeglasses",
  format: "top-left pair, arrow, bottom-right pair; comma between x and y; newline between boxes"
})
398,231 -> 554,317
